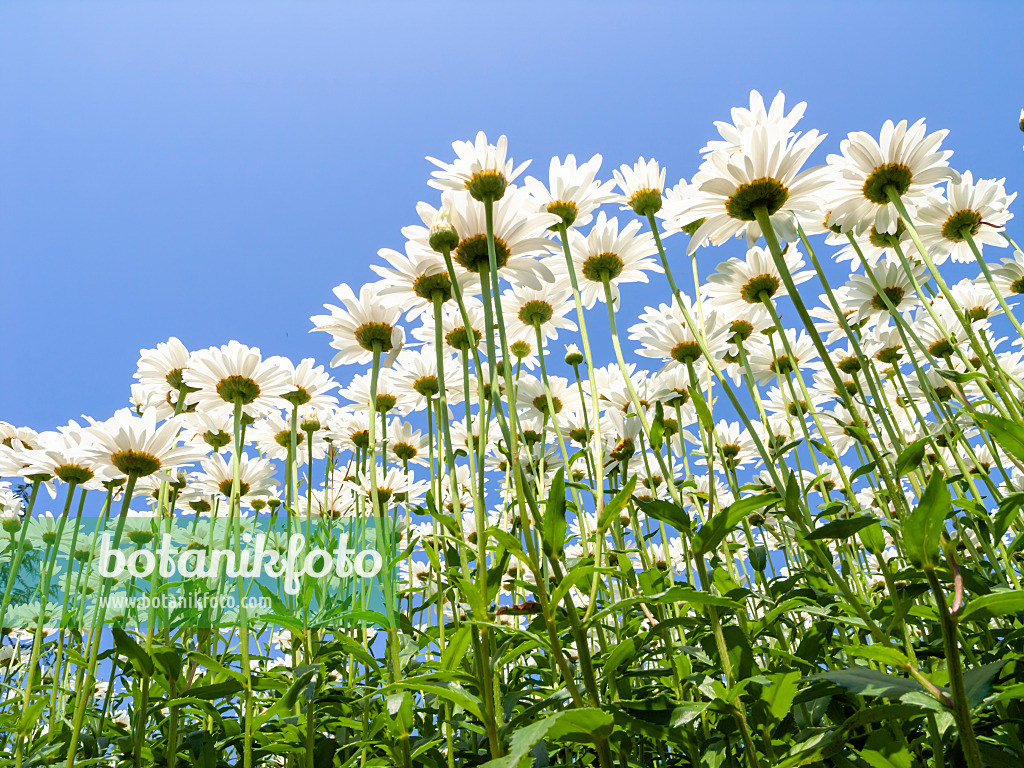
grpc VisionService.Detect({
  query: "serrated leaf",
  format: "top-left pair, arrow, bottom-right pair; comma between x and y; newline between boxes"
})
812,667 -> 922,698
481,708 -> 613,768
963,660 -> 1007,707
763,670 -> 800,722
958,590 -> 1024,622
975,412 -> 1024,464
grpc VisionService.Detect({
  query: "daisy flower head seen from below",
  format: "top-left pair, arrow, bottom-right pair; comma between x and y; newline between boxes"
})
701,90 -> 807,154
500,281 -> 578,344
371,241 -> 475,321
549,211 -> 662,309
824,118 -> 960,235
274,357 -> 339,411
916,171 -> 1015,263
445,188 -> 558,289
522,153 -> 616,230
702,245 -> 813,316
84,409 -> 206,480
133,337 -> 197,418
612,157 -> 667,217
183,341 -> 292,419
426,131 -> 530,202
685,121 -> 827,255
310,282 -> 405,368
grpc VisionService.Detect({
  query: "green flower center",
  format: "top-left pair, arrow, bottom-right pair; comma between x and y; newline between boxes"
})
446,326 -> 481,351
218,479 -> 251,498
351,430 -> 369,449
770,356 -> 794,375
870,286 -> 906,311
837,356 -> 862,374
875,346 -> 903,364
671,341 -> 702,365
375,394 -> 397,413
862,163 -> 913,205
353,323 -> 395,353
55,464 -> 94,485
740,274 -> 781,304
730,320 -> 754,341
413,272 -> 453,302
281,386 -> 311,407
203,431 -> 231,451
216,375 -> 261,405
510,340 -> 533,359
454,233 -> 511,273
547,200 -> 578,227
629,189 -> 663,217
725,177 -> 790,221
967,306 -> 989,321
868,220 -> 907,248
941,209 -> 982,242
413,376 -> 439,398
681,217 -> 706,236
1011,277 -> 1024,295
394,443 -> 417,461
274,431 -> 292,449
466,170 -> 507,202
532,395 -> 562,416
519,300 -> 553,327
569,427 -> 591,444
928,339 -> 954,358
581,252 -> 624,282
111,450 -> 161,477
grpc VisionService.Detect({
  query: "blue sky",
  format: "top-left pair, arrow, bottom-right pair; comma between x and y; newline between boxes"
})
2,1 -> 1022,431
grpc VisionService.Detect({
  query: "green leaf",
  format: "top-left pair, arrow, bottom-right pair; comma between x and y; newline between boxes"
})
901,471 -> 950,568
958,590 -> 1024,622
975,412 -> 1024,463
689,386 -> 714,433
186,680 -> 243,700
480,708 -> 614,768
963,661 -> 1007,707
649,401 -> 665,451
804,516 -> 879,542
542,468 -> 567,559
440,625 -> 473,672
762,670 -> 800,722
633,498 -> 690,533
812,667 -> 922,698
894,438 -> 927,477
845,644 -> 909,668
111,628 -> 154,676
994,492 -> 1024,541
692,492 -> 780,555
603,638 -> 637,679
597,475 -> 637,532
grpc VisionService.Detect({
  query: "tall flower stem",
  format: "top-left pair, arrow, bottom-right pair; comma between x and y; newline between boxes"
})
924,564 -> 983,768
65,472 -> 139,768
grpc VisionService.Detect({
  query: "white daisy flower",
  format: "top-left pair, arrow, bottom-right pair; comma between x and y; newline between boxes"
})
183,341 -> 292,419
612,157 -> 667,216
310,282 -> 405,368
548,211 -> 662,309
685,121 -> 827,254
916,171 -> 1015,263
824,118 -> 959,235
426,131 -> 531,201
523,153 -> 616,229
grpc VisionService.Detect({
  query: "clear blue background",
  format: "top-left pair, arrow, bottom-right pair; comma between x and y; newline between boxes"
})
2,1 -> 1022,431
